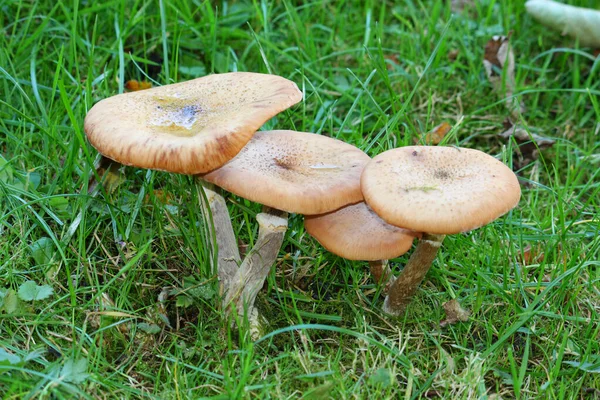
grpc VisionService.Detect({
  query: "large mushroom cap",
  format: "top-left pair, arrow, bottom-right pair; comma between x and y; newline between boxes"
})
201,130 -> 371,214
361,146 -> 521,234
305,202 -> 420,261
84,72 -> 302,174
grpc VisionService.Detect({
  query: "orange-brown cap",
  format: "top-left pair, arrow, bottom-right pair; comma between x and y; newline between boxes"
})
304,202 -> 420,261
361,146 -> 521,234
201,130 -> 371,214
84,72 -> 302,174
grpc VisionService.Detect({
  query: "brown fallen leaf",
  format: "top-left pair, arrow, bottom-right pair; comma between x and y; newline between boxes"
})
447,49 -> 459,62
450,0 -> 474,13
499,121 -> 555,170
88,155 -> 126,195
483,34 -> 525,119
125,79 -> 152,92
420,122 -> 452,145
520,244 -> 545,266
520,243 -> 547,266
440,299 -> 470,327
384,54 -> 400,71
423,389 -> 443,398
582,387 -> 600,399
144,189 -> 174,205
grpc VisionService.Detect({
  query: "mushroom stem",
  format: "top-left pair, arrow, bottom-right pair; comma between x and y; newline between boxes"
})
383,233 -> 446,316
223,207 -> 288,319
196,180 -> 241,294
368,260 -> 395,292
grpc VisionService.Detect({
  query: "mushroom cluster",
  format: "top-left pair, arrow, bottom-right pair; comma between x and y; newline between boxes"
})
200,129 -> 371,321
360,146 -> 521,315
306,145 -> 521,315
84,72 -> 521,327
84,72 -> 372,329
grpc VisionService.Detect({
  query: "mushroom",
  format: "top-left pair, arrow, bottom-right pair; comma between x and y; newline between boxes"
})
360,146 -> 521,315
84,72 -> 302,320
201,130 -> 371,321
85,72 -> 302,174
304,201 -> 421,290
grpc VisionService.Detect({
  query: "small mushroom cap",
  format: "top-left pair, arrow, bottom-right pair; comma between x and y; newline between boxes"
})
361,146 -> 521,234
84,72 -> 302,174
201,130 -> 371,214
304,202 -> 420,261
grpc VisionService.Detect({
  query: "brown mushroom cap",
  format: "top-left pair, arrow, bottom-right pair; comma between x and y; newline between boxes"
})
304,202 -> 420,261
84,72 -> 302,174
361,146 -> 521,234
201,130 -> 371,214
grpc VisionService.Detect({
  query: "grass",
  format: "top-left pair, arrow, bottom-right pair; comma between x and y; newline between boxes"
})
1,0 -> 599,398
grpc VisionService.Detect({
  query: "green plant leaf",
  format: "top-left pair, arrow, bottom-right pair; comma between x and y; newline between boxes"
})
183,276 -> 215,300
178,64 -> 206,77
0,155 -> 14,183
564,357 -> 600,373
0,348 -> 21,366
302,381 -> 334,400
18,281 -> 54,301
176,295 -> 193,308
1,289 -> 19,314
60,358 -> 89,384
29,237 -> 55,265
368,367 -> 393,388
48,196 -> 71,219
137,322 -> 161,334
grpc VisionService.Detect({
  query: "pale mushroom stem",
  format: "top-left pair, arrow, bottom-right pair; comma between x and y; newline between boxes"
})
197,180 -> 288,330
196,180 -> 241,293
383,233 -> 446,316
223,207 -> 288,319
368,260 -> 395,292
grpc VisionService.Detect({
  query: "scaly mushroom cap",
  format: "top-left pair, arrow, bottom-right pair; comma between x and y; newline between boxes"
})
202,130 -> 371,214
84,72 -> 302,174
361,146 -> 521,234
305,202 -> 420,261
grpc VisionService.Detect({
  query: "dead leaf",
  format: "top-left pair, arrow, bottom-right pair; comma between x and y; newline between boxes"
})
483,35 -> 525,119
450,0 -> 474,13
499,121 -> 555,170
87,156 -> 126,195
144,189 -> 174,205
423,390 -> 443,398
499,123 -> 555,147
520,244 -> 545,265
384,54 -> 400,70
125,80 -> 152,92
582,387 -> 600,399
447,49 -> 459,62
421,122 -> 452,145
440,299 -> 470,327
